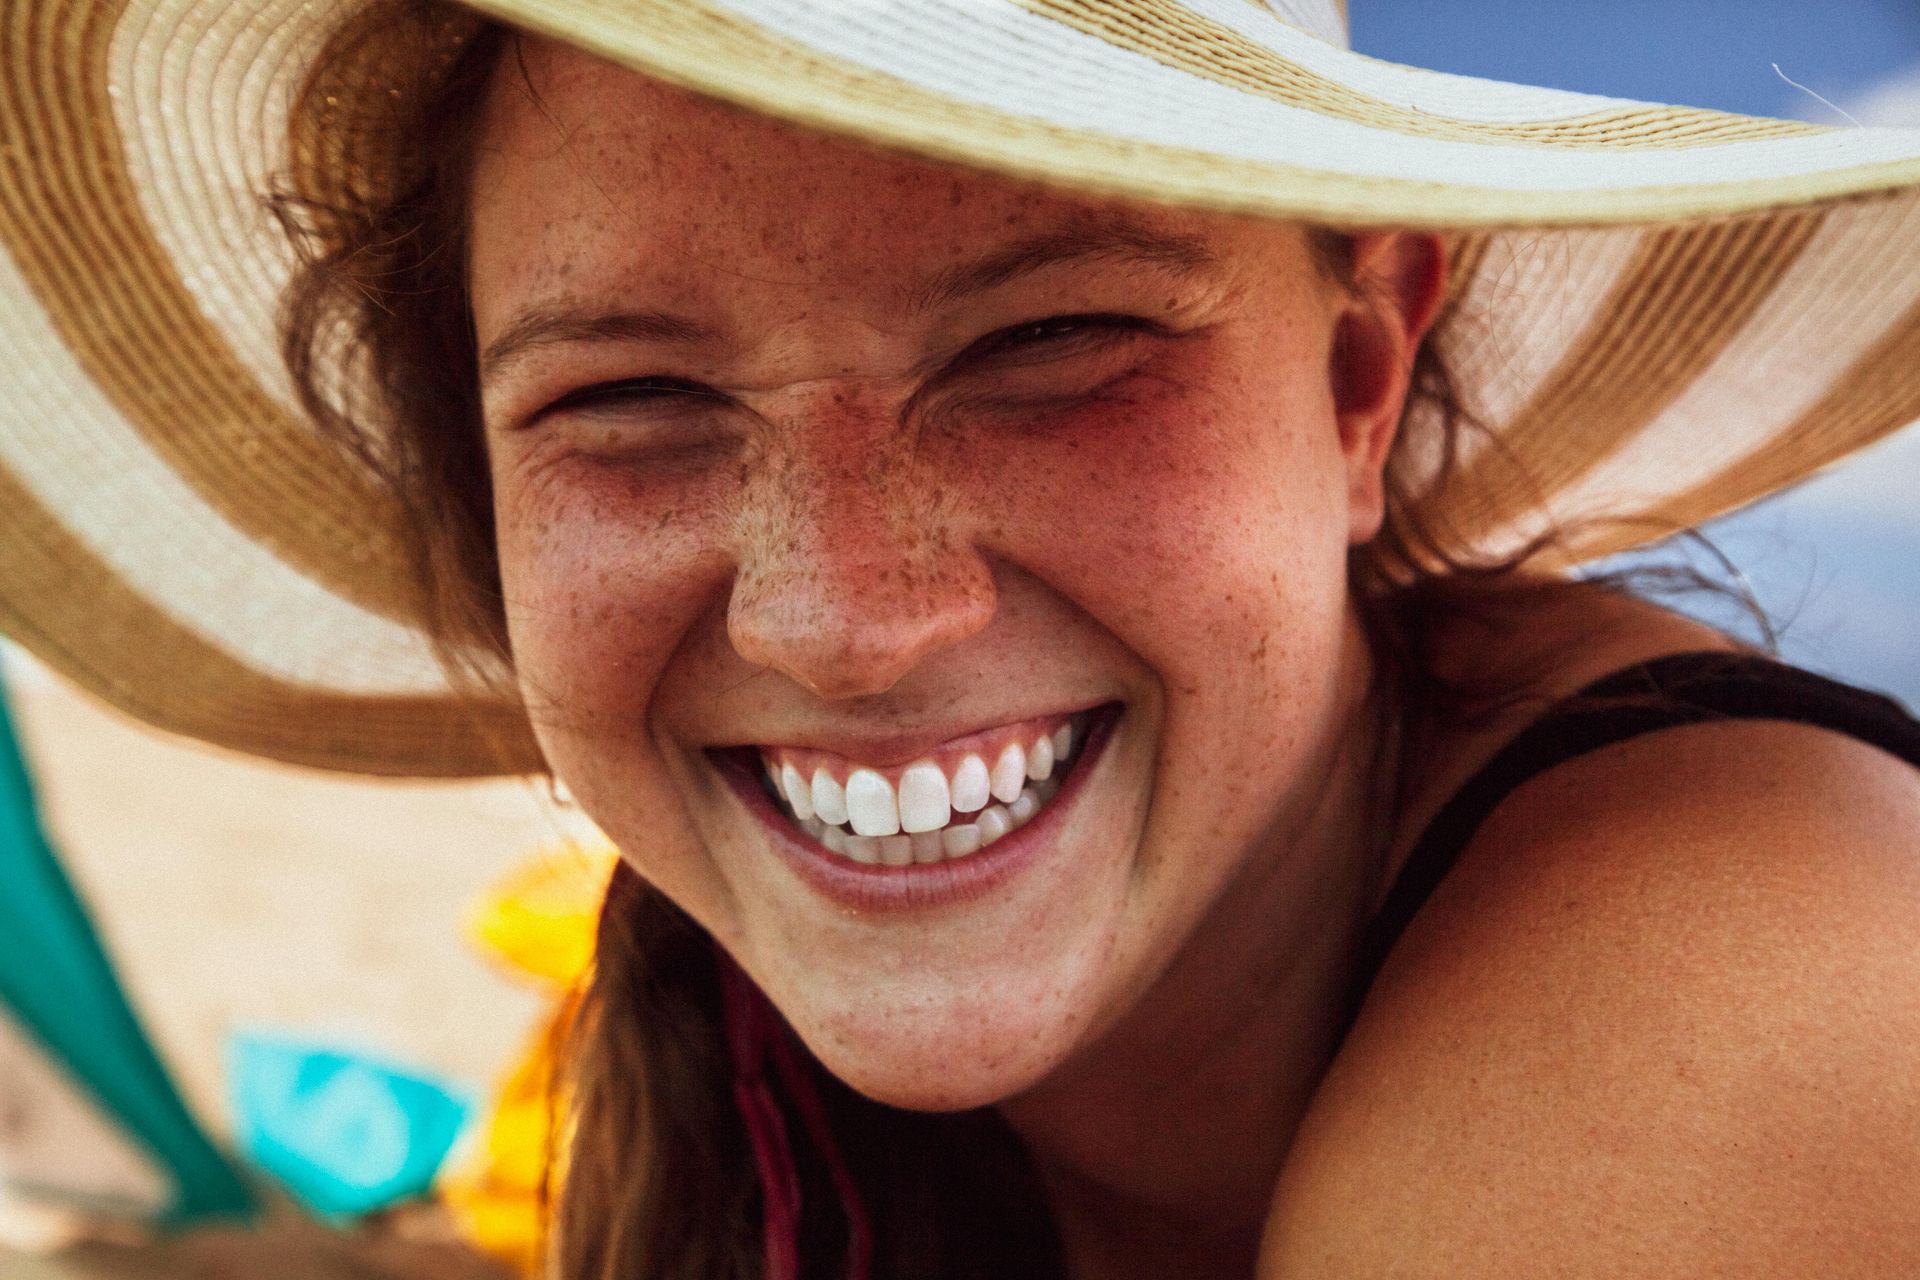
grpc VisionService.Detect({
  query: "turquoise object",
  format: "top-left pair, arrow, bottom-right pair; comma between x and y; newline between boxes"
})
0,669 -> 257,1222
228,1032 -> 474,1219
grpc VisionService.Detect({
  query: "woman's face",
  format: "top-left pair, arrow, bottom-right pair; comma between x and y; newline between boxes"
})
469,41 -> 1434,1109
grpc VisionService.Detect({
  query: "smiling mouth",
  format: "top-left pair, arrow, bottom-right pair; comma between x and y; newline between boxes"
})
744,708 -> 1101,867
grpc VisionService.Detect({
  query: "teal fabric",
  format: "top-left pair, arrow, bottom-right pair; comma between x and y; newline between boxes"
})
229,1032 -> 473,1219
0,673 -> 256,1222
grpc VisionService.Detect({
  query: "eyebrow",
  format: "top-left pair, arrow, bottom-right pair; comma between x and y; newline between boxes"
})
478,219 -> 1215,386
479,307 -> 717,386
906,220 -> 1216,316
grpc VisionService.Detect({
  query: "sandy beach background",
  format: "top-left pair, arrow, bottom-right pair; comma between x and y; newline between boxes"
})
3,645 -> 596,1272
5,647 -> 581,1132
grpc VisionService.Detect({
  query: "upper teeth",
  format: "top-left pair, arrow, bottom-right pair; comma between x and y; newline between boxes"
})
990,743 -> 1027,804
896,762 -> 950,833
760,714 -> 1086,865
846,768 -> 900,836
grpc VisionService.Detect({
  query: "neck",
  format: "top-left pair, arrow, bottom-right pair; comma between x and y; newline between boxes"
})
996,616 -> 1398,1280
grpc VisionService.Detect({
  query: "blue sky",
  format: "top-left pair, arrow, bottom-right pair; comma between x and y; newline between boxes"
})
1359,2 -> 1920,709
1357,0 -> 1920,120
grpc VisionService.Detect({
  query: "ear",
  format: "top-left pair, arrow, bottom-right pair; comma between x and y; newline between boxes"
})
1328,231 -> 1449,546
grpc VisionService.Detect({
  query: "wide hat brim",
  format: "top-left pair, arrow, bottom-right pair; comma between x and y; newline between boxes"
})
3,0 -> 1920,777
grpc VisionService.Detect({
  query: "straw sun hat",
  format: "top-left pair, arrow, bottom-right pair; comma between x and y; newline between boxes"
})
4,0 -> 1920,778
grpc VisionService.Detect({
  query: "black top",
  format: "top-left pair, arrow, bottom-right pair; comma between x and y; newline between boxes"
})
1354,651 -> 1920,1007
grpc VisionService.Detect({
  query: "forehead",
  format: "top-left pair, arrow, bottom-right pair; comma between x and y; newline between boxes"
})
465,38 -> 1278,312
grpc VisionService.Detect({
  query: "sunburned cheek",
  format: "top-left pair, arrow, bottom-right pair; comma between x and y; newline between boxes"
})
997,375 -> 1351,745
1013,388 -> 1343,593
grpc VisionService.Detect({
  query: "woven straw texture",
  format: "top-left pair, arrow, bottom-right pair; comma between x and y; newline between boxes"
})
3,0 -> 1920,776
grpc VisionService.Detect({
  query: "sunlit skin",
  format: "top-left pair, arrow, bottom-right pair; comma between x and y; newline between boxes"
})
469,40 -> 1444,1275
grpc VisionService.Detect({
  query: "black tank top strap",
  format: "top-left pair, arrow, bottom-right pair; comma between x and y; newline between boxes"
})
1354,651 -> 1920,999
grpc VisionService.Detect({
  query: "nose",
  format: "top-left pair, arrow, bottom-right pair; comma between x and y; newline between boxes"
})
726,424 -> 997,702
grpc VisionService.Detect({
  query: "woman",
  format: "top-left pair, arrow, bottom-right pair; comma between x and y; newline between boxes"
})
4,0 -> 1920,1275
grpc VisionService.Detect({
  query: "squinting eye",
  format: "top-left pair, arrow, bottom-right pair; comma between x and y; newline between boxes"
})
541,376 -> 721,418
967,313 -> 1156,363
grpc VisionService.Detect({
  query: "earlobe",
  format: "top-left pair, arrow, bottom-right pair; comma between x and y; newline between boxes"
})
1328,231 -> 1450,544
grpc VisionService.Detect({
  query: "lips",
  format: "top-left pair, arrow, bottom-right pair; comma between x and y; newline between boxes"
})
714,702 -> 1121,890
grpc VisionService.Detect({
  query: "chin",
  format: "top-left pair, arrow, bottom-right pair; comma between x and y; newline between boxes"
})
757,950 -> 1111,1113
805,1020 -> 1083,1114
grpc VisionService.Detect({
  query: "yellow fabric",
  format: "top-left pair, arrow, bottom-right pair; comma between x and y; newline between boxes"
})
440,843 -> 615,1276
463,845 -> 617,991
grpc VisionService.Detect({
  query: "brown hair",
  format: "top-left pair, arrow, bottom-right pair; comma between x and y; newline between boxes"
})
270,5 -> 1751,1275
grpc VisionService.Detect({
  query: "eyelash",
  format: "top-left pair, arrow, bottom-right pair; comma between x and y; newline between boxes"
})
541,375 -> 716,416
961,311 -> 1156,361
535,313 -> 1154,418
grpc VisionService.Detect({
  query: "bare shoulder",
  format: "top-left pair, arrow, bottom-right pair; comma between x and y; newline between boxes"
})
1264,627 -> 1920,1275
1384,575 -> 1744,855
